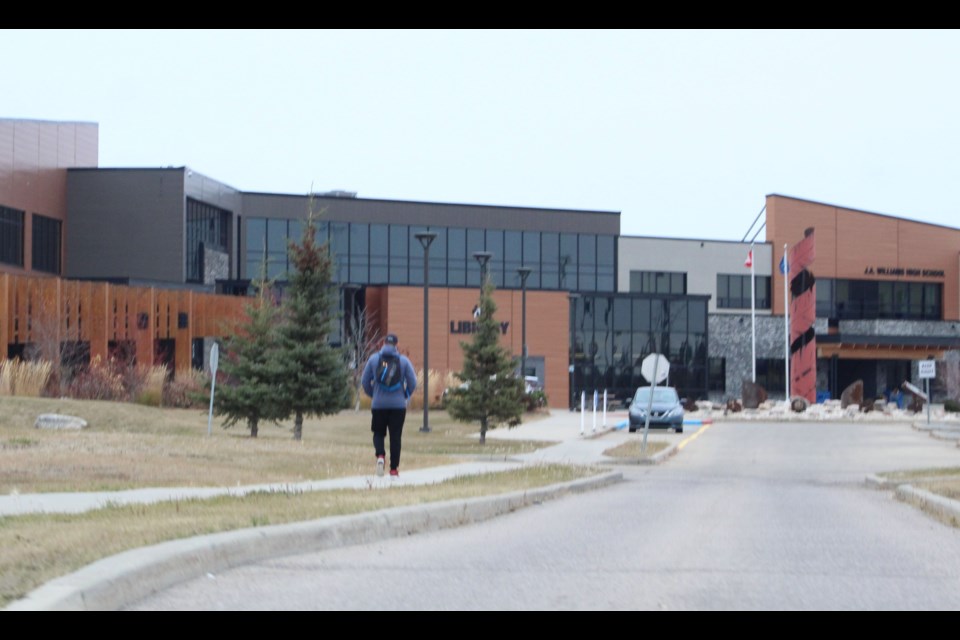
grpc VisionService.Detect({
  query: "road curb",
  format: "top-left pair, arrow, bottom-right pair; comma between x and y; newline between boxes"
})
4,470 -> 623,611
894,484 -> 960,528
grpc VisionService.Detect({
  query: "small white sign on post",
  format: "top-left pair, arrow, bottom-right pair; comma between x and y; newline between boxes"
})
918,360 -> 936,425
207,343 -> 220,437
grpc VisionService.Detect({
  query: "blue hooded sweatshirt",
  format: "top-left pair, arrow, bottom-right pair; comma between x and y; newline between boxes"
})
361,344 -> 418,410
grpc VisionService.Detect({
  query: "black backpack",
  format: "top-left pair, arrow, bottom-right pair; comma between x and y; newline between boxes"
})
376,352 -> 404,393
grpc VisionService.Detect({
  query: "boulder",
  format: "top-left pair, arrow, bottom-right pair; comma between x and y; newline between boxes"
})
725,399 -> 743,414
840,380 -> 864,409
790,396 -> 809,413
35,414 -> 88,430
742,380 -> 768,410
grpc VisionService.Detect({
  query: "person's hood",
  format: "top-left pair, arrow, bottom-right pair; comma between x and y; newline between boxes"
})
380,344 -> 398,356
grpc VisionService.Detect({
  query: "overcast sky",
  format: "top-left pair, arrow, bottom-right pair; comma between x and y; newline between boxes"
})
3,29 -> 958,241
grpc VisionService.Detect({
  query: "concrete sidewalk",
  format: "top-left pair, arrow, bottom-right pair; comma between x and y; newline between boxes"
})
0,409 -> 636,518
5,409 -> 648,611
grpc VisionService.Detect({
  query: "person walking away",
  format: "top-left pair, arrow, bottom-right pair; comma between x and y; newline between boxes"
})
362,333 -> 417,478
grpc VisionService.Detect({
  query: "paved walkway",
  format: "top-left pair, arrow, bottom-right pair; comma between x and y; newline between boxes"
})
0,409 -> 643,517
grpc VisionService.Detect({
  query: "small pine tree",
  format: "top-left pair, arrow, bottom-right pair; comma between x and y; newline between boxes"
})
446,275 -> 525,444
214,276 -> 285,438
275,204 -> 351,441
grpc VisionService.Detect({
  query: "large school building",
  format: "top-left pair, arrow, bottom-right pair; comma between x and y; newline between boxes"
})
2,118 -> 959,407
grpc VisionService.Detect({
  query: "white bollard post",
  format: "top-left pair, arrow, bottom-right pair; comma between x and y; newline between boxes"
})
592,390 -> 598,433
603,389 -> 608,428
580,391 -> 586,435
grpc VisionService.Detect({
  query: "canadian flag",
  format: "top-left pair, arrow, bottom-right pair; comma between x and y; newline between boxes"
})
744,250 -> 753,268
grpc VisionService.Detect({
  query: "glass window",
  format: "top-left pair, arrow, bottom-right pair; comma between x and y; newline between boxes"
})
329,222 -> 348,283
186,199 -> 231,282
633,298 -> 651,332
541,232 -> 559,289
523,232 -> 541,289
597,235 -> 615,292
579,234 -> 596,291
467,228 -> 486,286
816,278 -> 833,318
389,224 -> 408,284
560,233 -> 577,291
0,205 -> 24,267
349,223 -> 369,283
486,229 -> 504,287
925,283 -> 941,320
409,226 -> 427,286
447,227 -> 466,286
31,214 -> 62,275
504,231 -> 522,288
425,228 -> 446,287
369,224 -> 389,284
708,358 -> 726,392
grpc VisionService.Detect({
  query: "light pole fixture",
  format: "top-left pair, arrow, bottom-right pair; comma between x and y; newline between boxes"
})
415,231 -> 437,433
472,251 -> 493,288
517,266 -> 533,381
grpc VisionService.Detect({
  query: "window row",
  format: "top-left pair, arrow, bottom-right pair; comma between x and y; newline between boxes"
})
244,219 -> 616,292
629,270 -> 687,295
816,278 -> 942,321
716,274 -> 771,310
0,205 -> 61,274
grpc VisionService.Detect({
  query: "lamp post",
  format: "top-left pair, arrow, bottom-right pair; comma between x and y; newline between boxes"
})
517,266 -> 532,380
472,251 -> 492,289
415,231 -> 437,433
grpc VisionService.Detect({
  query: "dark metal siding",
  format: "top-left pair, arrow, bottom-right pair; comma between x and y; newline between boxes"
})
66,169 -> 186,282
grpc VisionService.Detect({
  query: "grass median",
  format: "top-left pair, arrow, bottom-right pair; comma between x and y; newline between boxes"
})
0,396 -> 604,608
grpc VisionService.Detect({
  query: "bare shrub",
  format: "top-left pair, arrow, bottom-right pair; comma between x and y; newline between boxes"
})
163,369 -> 209,409
66,355 -> 126,401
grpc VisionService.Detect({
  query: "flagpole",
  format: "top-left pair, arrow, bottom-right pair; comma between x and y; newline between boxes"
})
783,243 -> 790,401
750,244 -> 756,383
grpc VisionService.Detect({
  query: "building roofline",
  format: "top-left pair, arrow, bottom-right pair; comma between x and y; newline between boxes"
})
620,234 -> 771,246
766,193 -> 960,233
1,117 -> 98,126
243,191 -> 620,216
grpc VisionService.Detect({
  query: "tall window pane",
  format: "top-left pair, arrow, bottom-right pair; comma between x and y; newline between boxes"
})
389,225 -> 408,284
0,205 -> 24,267
369,224 -> 389,284
447,227 -> 466,286
523,232 -> 541,289
560,233 -> 577,290
541,232 -> 559,289
32,214 -> 62,275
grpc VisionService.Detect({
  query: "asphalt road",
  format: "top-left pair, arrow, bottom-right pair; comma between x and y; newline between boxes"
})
129,421 -> 960,611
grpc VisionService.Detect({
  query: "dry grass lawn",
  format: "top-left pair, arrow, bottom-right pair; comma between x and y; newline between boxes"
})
0,396 -> 603,608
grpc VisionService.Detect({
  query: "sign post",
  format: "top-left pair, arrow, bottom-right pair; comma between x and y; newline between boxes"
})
207,342 -> 219,437
919,360 -> 936,425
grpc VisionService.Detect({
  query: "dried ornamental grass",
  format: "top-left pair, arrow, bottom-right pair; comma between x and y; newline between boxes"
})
0,360 -> 53,397
136,365 -> 169,407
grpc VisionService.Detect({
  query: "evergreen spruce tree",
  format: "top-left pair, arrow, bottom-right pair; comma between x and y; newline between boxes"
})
446,275 -> 525,444
214,275 -> 284,438
275,207 -> 351,441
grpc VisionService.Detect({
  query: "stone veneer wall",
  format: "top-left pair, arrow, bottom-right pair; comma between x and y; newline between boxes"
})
709,315 -> 960,403
709,314 -> 787,402
203,248 -> 229,286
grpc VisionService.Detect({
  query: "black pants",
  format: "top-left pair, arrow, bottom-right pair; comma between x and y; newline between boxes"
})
371,408 -> 406,471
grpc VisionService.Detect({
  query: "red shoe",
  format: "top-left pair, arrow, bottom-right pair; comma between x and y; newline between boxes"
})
389,468 -> 399,478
